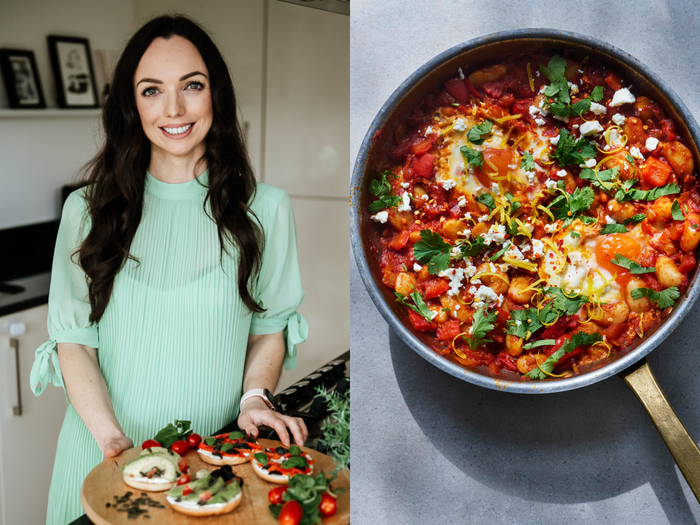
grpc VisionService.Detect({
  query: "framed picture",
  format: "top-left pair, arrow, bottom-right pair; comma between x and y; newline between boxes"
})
0,49 -> 46,109
47,35 -> 99,108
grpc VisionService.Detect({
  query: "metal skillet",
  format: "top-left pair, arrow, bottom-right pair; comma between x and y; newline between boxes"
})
350,29 -> 700,500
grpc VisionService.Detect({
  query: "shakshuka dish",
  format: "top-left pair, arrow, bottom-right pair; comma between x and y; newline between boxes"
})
366,51 -> 699,380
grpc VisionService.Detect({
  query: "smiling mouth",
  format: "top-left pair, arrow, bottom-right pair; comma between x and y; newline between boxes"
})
161,123 -> 193,135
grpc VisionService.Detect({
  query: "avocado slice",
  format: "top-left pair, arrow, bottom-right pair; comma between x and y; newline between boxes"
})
122,452 -> 181,481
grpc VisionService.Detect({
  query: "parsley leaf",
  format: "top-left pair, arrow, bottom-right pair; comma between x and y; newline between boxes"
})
610,253 -> 656,274
615,182 -> 681,202
413,230 -> 452,275
368,196 -> 401,214
506,308 -> 543,340
466,307 -> 497,350
630,287 -> 680,309
545,286 -> 589,315
569,98 -> 592,117
467,120 -> 493,145
590,85 -> 604,102
520,152 -> 535,172
460,145 -> 484,167
551,129 -> 597,167
456,236 -> 489,258
370,170 -> 394,197
540,55 -> 570,105
672,199 -> 685,220
526,331 -> 603,379
476,193 -> 495,211
523,339 -> 556,350
601,223 -> 628,234
579,167 -> 618,191
548,186 -> 595,226
395,291 -> 436,323
624,214 -> 646,225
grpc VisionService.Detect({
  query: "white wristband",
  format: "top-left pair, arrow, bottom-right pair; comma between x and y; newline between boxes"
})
240,388 -> 275,411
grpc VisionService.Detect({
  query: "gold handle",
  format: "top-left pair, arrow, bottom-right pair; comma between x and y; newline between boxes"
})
10,337 -> 22,416
621,357 -> 700,502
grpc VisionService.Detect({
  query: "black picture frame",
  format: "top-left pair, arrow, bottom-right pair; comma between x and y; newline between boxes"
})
0,49 -> 46,109
47,35 -> 99,108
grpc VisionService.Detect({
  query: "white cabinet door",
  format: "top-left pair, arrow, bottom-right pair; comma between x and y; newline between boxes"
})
0,305 -> 67,525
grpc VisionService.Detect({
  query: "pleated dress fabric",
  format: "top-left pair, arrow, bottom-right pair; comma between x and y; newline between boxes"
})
29,171 -> 307,525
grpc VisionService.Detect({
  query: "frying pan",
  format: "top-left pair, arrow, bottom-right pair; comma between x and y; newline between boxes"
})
350,29 -> 700,500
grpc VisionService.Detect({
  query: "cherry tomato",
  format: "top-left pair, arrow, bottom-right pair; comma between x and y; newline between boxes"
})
199,490 -> 213,502
182,486 -> 193,496
278,500 -> 303,525
319,492 -> 337,517
141,439 -> 160,449
171,440 -> 190,455
268,486 -> 288,505
176,474 -> 191,486
178,458 -> 189,473
187,433 -> 202,448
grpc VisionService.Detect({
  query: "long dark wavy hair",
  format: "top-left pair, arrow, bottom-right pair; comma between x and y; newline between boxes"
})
78,15 -> 264,323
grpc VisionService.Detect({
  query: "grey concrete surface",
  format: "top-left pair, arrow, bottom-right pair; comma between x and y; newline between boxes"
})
350,1 -> 700,524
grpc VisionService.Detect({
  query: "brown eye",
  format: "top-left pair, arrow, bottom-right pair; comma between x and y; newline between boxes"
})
141,86 -> 158,96
186,81 -> 204,91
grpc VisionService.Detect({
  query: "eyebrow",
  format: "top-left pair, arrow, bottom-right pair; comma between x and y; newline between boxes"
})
136,71 -> 208,86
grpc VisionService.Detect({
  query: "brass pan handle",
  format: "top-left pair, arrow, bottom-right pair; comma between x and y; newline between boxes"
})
621,357 -> 700,502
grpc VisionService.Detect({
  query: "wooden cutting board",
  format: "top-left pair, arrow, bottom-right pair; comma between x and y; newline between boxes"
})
81,439 -> 349,525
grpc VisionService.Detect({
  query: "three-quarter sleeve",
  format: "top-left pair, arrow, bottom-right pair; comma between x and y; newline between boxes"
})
29,190 -> 98,402
249,188 -> 308,370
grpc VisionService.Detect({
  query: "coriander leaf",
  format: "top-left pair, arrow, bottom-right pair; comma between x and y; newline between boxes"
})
570,231 -> 581,238
601,223 -> 628,234
610,253 -> 656,274
548,186 -> 595,226
490,241 -> 512,262
549,100 -> 570,118
460,145 -> 484,167
590,85 -> 604,102
580,215 -> 598,225
615,182 -> 681,202
631,286 -> 680,309
506,308 -> 543,339
467,120 -> 493,145
466,307 -> 497,350
368,195 -> 401,213
520,152 -> 535,172
545,286 -> 589,315
579,167 -> 618,191
569,98 -> 592,117
624,214 -> 646,225
552,129 -> 597,167
457,236 -> 489,258
672,199 -> 685,220
370,170 -> 394,196
413,229 -> 452,274
539,55 -> 569,105
396,291 -> 436,323
476,193 -> 495,211
526,331 -> 603,379
625,154 -> 635,163
505,193 -> 522,212
523,339 -> 556,350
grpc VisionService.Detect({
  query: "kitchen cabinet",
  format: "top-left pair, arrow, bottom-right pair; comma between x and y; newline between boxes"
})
0,304 -> 66,525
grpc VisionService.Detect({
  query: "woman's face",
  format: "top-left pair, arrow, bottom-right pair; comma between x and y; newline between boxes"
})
134,36 -> 213,163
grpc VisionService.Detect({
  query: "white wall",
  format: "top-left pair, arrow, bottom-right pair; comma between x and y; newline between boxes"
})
0,0 -> 349,390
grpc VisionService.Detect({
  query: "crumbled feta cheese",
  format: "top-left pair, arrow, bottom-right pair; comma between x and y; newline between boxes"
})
609,128 -> 624,147
463,212 -> 471,220
455,304 -> 460,310
630,146 -> 644,160
458,67 -> 465,80
453,118 -> 467,132
553,114 -> 569,123
590,102 -> 607,116
424,126 -> 433,136
580,120 -> 604,137
612,113 -> 626,126
397,192 -> 411,212
572,124 -> 579,129
523,222 -> 535,234
605,215 -> 616,224
504,244 -> 525,261
610,88 -> 636,107
465,265 -> 477,278
529,105 -> 540,116
482,224 -> 508,245
439,267 -> 466,296
584,158 -> 597,168
400,182 -> 409,188
472,285 -> 501,308
451,246 -> 462,259
545,179 -> 557,190
520,243 -> 531,253
428,309 -> 438,320
544,223 -> 558,233
442,179 -> 456,191
457,196 -> 467,207
556,169 -> 567,178
535,118 -> 546,126
461,228 -> 471,237
604,145 -> 611,151
491,183 -> 500,194
525,170 -> 536,183
568,82 -> 579,95
532,239 -> 544,257
550,135 -> 560,146
371,211 -> 388,223
420,194 -> 429,201
413,263 -> 422,272
646,137 -> 659,151
477,215 -> 488,222
535,70 -> 540,77
537,98 -> 549,115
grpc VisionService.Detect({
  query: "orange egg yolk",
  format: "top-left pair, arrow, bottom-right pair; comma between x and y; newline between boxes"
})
595,234 -> 641,286
477,147 -> 513,190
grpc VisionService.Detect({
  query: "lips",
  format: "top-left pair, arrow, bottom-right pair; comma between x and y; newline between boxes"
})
161,123 -> 194,136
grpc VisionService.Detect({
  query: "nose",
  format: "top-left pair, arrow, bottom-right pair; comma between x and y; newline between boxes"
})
164,90 -> 185,118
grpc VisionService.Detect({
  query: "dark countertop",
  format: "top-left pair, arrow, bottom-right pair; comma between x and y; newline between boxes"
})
0,271 -> 50,317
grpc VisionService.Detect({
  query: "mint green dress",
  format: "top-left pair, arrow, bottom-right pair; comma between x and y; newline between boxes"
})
29,172 -> 308,525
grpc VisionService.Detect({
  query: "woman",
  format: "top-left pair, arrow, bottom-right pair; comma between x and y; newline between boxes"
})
29,15 -> 308,525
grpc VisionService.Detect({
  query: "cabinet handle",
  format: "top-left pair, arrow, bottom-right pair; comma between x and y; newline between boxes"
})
11,338 -> 21,416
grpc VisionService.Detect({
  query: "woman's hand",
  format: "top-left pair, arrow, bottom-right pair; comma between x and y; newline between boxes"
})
101,434 -> 134,460
237,397 -> 308,447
